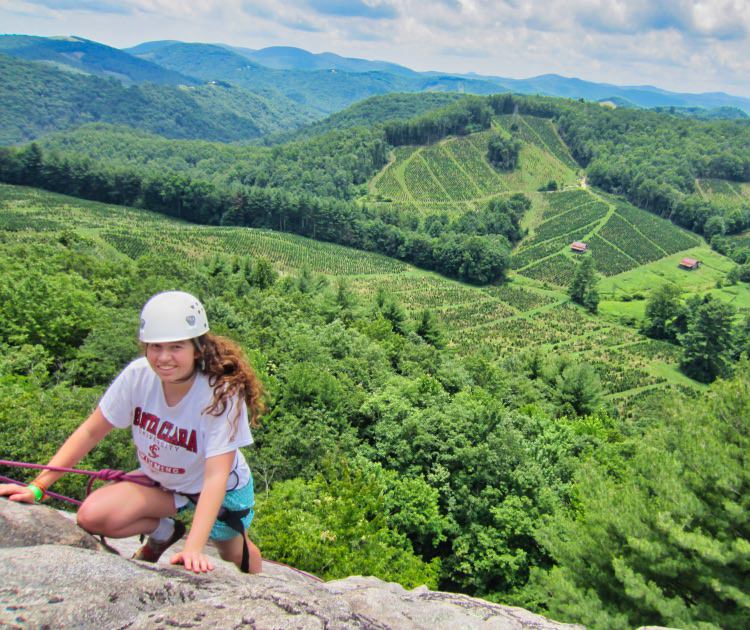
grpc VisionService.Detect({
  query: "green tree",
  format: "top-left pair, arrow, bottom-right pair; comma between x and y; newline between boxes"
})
524,367 -> 750,629
726,265 -> 740,286
415,309 -> 444,348
381,300 -> 408,335
249,257 -> 278,289
554,364 -> 604,417
487,133 -> 522,170
641,283 -> 684,341
0,268 -> 98,360
568,256 -> 599,313
679,296 -> 736,382
251,457 -> 441,588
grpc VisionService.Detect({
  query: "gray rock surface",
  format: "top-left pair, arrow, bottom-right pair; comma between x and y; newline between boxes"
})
1,498 -> 583,629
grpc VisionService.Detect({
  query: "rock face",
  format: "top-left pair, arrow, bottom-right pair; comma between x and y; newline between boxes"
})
0,499 -> 582,629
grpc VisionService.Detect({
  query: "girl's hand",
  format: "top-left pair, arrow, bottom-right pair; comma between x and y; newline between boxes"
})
170,550 -> 215,573
0,484 -> 36,503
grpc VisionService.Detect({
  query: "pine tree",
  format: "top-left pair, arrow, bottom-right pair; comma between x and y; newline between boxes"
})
641,283 -> 683,341
679,295 -> 735,382
568,256 -> 599,313
249,258 -> 277,289
381,300 -> 408,335
526,366 -> 750,629
415,309 -> 444,348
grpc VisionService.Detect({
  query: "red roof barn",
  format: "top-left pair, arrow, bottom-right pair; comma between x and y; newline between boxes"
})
570,241 -> 588,253
679,257 -> 700,270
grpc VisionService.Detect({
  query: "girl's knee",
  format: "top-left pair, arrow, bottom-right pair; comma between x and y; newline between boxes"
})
76,500 -> 108,534
215,533 -> 262,573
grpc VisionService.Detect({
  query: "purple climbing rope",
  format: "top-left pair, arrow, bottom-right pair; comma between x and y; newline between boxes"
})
0,460 -> 156,505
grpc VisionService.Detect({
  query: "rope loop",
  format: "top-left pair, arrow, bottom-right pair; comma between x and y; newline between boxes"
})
0,460 -> 157,506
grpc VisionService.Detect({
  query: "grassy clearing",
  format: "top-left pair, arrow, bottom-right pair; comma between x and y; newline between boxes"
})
599,246 -> 734,298
599,244 -> 750,325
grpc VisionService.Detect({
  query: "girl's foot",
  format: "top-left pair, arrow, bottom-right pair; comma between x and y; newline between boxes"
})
132,520 -> 186,563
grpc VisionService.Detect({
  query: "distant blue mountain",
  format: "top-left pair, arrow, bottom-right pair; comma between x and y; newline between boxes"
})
459,72 -> 750,113
225,45 -> 419,77
205,43 -> 750,113
6,34 -> 749,121
0,34 -> 197,86
125,41 -> 503,115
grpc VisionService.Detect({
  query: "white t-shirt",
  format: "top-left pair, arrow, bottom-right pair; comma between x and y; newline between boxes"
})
100,357 -> 253,506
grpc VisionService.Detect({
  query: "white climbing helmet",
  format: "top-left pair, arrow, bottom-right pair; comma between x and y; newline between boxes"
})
139,291 -> 209,343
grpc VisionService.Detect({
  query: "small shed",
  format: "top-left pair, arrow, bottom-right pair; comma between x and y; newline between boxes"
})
679,257 -> 700,270
570,241 -> 588,253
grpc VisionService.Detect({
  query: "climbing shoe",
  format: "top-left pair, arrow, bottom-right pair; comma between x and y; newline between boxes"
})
132,519 -> 186,563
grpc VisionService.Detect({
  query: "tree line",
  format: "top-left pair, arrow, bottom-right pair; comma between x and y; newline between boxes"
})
0,143 -> 516,285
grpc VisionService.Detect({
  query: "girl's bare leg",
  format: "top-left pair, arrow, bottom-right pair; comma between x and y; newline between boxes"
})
214,531 -> 262,573
76,481 -> 177,538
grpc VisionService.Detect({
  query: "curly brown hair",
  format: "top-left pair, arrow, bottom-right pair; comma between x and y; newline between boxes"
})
194,333 -> 264,435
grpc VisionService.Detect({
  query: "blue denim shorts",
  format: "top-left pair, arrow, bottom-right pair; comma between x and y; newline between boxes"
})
179,477 -> 255,541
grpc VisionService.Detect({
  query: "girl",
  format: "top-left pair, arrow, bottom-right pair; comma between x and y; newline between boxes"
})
0,291 -> 263,574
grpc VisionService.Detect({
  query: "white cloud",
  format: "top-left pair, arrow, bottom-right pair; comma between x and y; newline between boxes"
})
1,0 -> 748,96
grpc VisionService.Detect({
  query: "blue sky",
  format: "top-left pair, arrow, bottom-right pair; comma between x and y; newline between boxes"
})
2,0 -> 749,97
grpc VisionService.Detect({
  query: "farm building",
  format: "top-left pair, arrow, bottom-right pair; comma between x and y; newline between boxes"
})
570,241 -> 588,253
679,257 -> 700,270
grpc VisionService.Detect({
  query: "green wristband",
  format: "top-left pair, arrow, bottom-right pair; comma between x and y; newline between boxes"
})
27,484 -> 44,502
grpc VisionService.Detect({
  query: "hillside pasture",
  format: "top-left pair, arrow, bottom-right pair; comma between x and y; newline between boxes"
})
598,244 -> 750,325
369,118 -> 578,222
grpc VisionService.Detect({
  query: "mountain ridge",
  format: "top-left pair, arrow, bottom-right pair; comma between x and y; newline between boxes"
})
0,34 -> 197,86
4,34 -> 749,120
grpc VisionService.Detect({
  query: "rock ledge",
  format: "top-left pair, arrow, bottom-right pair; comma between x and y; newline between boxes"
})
1,499 -> 582,629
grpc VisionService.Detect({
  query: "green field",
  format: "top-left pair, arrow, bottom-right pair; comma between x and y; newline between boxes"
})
598,245 -> 750,325
368,116 -> 579,218
0,183 -> 710,410
0,185 -> 408,276
512,189 -> 701,285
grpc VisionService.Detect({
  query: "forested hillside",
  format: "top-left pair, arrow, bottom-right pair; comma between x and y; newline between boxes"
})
556,104 -> 750,236
220,44 -> 419,76
0,34 -> 196,85
256,92 -> 467,146
1,183 -> 748,629
129,41 -> 504,115
129,42 -> 415,115
0,54 -> 317,144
